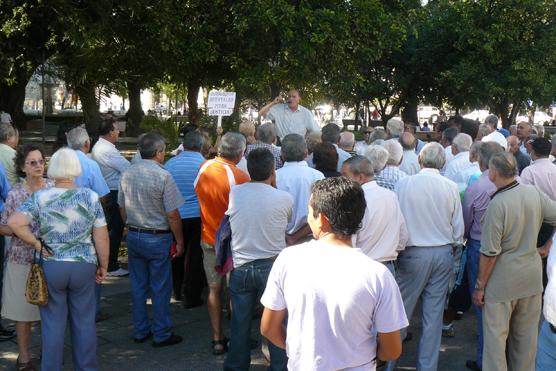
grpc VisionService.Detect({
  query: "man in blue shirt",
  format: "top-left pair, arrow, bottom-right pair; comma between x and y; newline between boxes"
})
165,131 -> 207,308
0,163 -> 13,341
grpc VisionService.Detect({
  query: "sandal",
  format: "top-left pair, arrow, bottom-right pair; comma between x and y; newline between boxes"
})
15,358 -> 37,371
211,336 -> 229,355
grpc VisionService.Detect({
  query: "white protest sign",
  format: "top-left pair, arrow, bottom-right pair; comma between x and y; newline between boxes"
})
208,91 -> 236,117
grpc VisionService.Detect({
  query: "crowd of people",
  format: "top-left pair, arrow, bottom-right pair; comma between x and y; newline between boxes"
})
0,92 -> 555,371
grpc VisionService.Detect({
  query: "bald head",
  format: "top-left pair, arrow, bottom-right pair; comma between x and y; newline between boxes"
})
399,132 -> 416,150
506,135 -> 520,154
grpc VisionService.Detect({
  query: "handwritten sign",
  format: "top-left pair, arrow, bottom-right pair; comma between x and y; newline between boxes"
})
208,91 -> 236,116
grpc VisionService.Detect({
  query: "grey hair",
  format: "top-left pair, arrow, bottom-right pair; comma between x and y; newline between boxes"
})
399,132 -> 416,150
280,134 -> 307,162
478,141 -> 504,169
255,123 -> 276,144
66,127 -> 90,150
386,118 -> 404,138
138,132 -> 166,159
218,132 -> 246,160
452,133 -> 472,153
489,152 -> 518,178
484,114 -> 499,129
470,141 -> 483,158
343,155 -> 374,178
339,132 -> 355,150
0,123 -> 16,142
183,131 -> 204,151
369,129 -> 388,143
478,124 -> 491,137
419,142 -> 446,169
47,147 -> 82,180
321,123 -> 341,144
381,139 -> 404,165
364,145 -> 389,174
534,124 -> 545,137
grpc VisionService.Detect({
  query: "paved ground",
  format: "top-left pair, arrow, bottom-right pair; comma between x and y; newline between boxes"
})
0,273 -> 478,370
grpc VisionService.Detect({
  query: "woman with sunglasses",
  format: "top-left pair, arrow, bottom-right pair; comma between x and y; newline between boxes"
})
0,144 -> 53,371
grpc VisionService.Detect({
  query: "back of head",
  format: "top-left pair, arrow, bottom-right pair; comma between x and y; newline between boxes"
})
98,119 -> 115,136
470,141 -> 483,159
218,132 -> 246,160
321,123 -> 341,144
339,132 -> 355,151
386,118 -> 404,138
478,124 -> 491,138
484,115 -> 499,129
534,124 -> 545,137
281,134 -> 307,162
489,152 -> 518,178
239,120 -> 256,138
382,139 -> 403,165
313,142 -> 338,172
399,132 -> 416,150
66,127 -> 90,150
364,145 -> 389,174
47,147 -> 82,180
531,137 -> 551,158
0,123 -> 16,143
452,133 -> 472,153
183,131 -> 204,151
255,123 -> 276,144
478,141 -> 504,169
138,132 -> 166,159
442,127 -> 459,144
247,148 -> 275,181
310,177 -> 366,239
419,142 -> 446,170
343,155 -> 374,178
368,128 -> 388,144
305,131 -> 322,154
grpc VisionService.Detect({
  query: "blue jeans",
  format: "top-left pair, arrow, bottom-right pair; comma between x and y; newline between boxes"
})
537,320 -> 556,370
466,238 -> 483,367
127,231 -> 173,343
224,258 -> 287,371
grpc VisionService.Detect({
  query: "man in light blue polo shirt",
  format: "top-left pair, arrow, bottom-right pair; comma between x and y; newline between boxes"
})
259,89 -> 321,140
165,131 -> 207,308
0,163 -> 13,341
67,126 -> 110,322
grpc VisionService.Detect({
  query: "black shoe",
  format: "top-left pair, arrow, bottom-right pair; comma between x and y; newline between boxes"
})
134,332 -> 153,343
212,336 -> 229,355
152,334 -> 183,348
0,326 -> 15,341
465,360 -> 482,371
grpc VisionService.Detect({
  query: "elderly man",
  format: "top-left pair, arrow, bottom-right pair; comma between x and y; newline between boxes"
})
355,126 -> 374,155
455,141 -> 483,187
507,135 -> 531,174
462,142 -> 504,371
0,123 -> 19,185
393,142 -> 464,371
92,119 -> 131,277
195,132 -> 250,355
118,132 -> 185,347
364,144 -> 390,176
341,155 -> 408,273
473,152 -> 556,371
440,127 -> 459,173
481,115 -> 507,149
321,123 -> 352,171
516,121 -> 532,154
245,123 -> 283,169
375,139 -> 407,191
259,89 -> 320,139
339,131 -> 356,155
444,133 -> 473,183
165,131 -> 207,308
399,132 -> 420,175
276,134 -> 324,245
386,117 -> 404,139
224,148 -> 291,370
404,122 -> 425,153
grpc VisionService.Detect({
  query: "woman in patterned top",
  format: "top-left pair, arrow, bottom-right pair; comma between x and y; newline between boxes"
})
0,144 -> 53,371
8,148 -> 109,371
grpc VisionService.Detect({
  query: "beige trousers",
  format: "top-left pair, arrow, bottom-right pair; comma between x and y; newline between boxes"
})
483,294 -> 542,371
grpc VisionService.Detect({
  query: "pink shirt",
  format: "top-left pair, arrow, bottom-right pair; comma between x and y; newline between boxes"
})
521,158 -> 556,201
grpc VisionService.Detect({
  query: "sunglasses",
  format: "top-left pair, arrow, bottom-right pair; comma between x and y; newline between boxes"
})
25,159 -> 45,167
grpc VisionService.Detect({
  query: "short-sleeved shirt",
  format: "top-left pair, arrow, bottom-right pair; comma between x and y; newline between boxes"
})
195,157 -> 250,245
245,142 -> 283,170
0,143 -> 18,185
165,150 -> 205,219
266,104 -> 321,139
481,183 -> 556,303
1,180 -> 54,264
0,163 -> 11,212
91,137 -> 130,190
375,166 -> 408,191
18,187 -> 107,264
118,159 -> 185,230
73,150 -> 109,197
261,241 -> 409,370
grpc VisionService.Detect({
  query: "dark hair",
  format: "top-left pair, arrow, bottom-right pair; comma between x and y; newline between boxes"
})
313,142 -> 338,172
98,119 -> 115,136
310,177 -> 366,239
247,148 -> 275,181
281,134 -> 307,162
183,131 -> 204,151
442,127 -> 459,144
138,132 -> 166,159
321,123 -> 341,144
15,144 -> 46,178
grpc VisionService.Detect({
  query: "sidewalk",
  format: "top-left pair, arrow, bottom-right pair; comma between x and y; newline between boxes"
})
0,274 -> 476,370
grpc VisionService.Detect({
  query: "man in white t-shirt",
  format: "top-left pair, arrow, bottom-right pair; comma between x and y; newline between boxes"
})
481,114 -> 508,149
224,148 -> 292,370
260,177 -> 408,371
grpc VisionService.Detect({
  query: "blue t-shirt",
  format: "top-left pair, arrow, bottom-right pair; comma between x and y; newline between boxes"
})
165,151 -> 205,219
74,150 -> 110,197
18,187 -> 107,264
0,163 -> 10,212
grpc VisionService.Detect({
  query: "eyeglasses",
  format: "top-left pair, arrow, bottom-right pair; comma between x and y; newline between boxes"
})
25,159 -> 44,167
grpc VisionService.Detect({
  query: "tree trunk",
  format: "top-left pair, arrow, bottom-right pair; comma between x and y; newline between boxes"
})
187,79 -> 201,125
0,79 -> 29,130
75,81 -> 101,134
127,81 -> 144,136
401,95 -> 419,124
269,81 -> 280,100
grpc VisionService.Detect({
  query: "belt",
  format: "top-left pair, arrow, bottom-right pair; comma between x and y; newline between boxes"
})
128,226 -> 171,235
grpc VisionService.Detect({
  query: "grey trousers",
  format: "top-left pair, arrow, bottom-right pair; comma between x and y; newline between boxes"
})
40,261 -> 98,371
388,245 -> 453,371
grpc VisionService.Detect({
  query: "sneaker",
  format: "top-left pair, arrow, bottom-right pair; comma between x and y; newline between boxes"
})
108,268 -> 129,277
152,334 -> 183,348
0,326 -> 15,341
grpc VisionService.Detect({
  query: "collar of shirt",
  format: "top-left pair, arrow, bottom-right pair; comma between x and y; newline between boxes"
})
532,157 -> 552,165
282,161 -> 308,168
284,104 -> 301,113
491,180 -> 519,199
137,159 -> 164,168
453,151 -> 469,160
362,180 -> 379,191
214,156 -> 239,167
419,168 -> 440,175
97,137 -> 116,150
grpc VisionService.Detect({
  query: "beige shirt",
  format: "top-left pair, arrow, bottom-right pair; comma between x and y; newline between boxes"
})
0,143 -> 18,185
481,183 -> 556,303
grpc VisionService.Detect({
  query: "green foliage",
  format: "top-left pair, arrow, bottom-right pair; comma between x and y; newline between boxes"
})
140,115 -> 180,149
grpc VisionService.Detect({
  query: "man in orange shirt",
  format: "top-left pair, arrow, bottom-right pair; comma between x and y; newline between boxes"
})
195,132 -> 249,355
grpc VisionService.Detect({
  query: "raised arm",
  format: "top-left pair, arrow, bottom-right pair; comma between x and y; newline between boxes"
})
259,96 -> 284,118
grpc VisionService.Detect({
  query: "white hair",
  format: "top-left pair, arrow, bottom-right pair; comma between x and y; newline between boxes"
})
66,126 -> 90,150
364,145 -> 389,174
339,132 -> 355,150
419,142 -> 446,169
386,118 -> 404,138
452,133 -> 472,153
381,139 -> 403,165
47,147 -> 82,180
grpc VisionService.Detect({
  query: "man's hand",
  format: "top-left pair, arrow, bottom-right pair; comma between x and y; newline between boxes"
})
96,266 -> 107,284
472,288 -> 485,307
216,126 -> 223,136
272,96 -> 284,105
174,242 -> 185,258
538,239 -> 552,258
